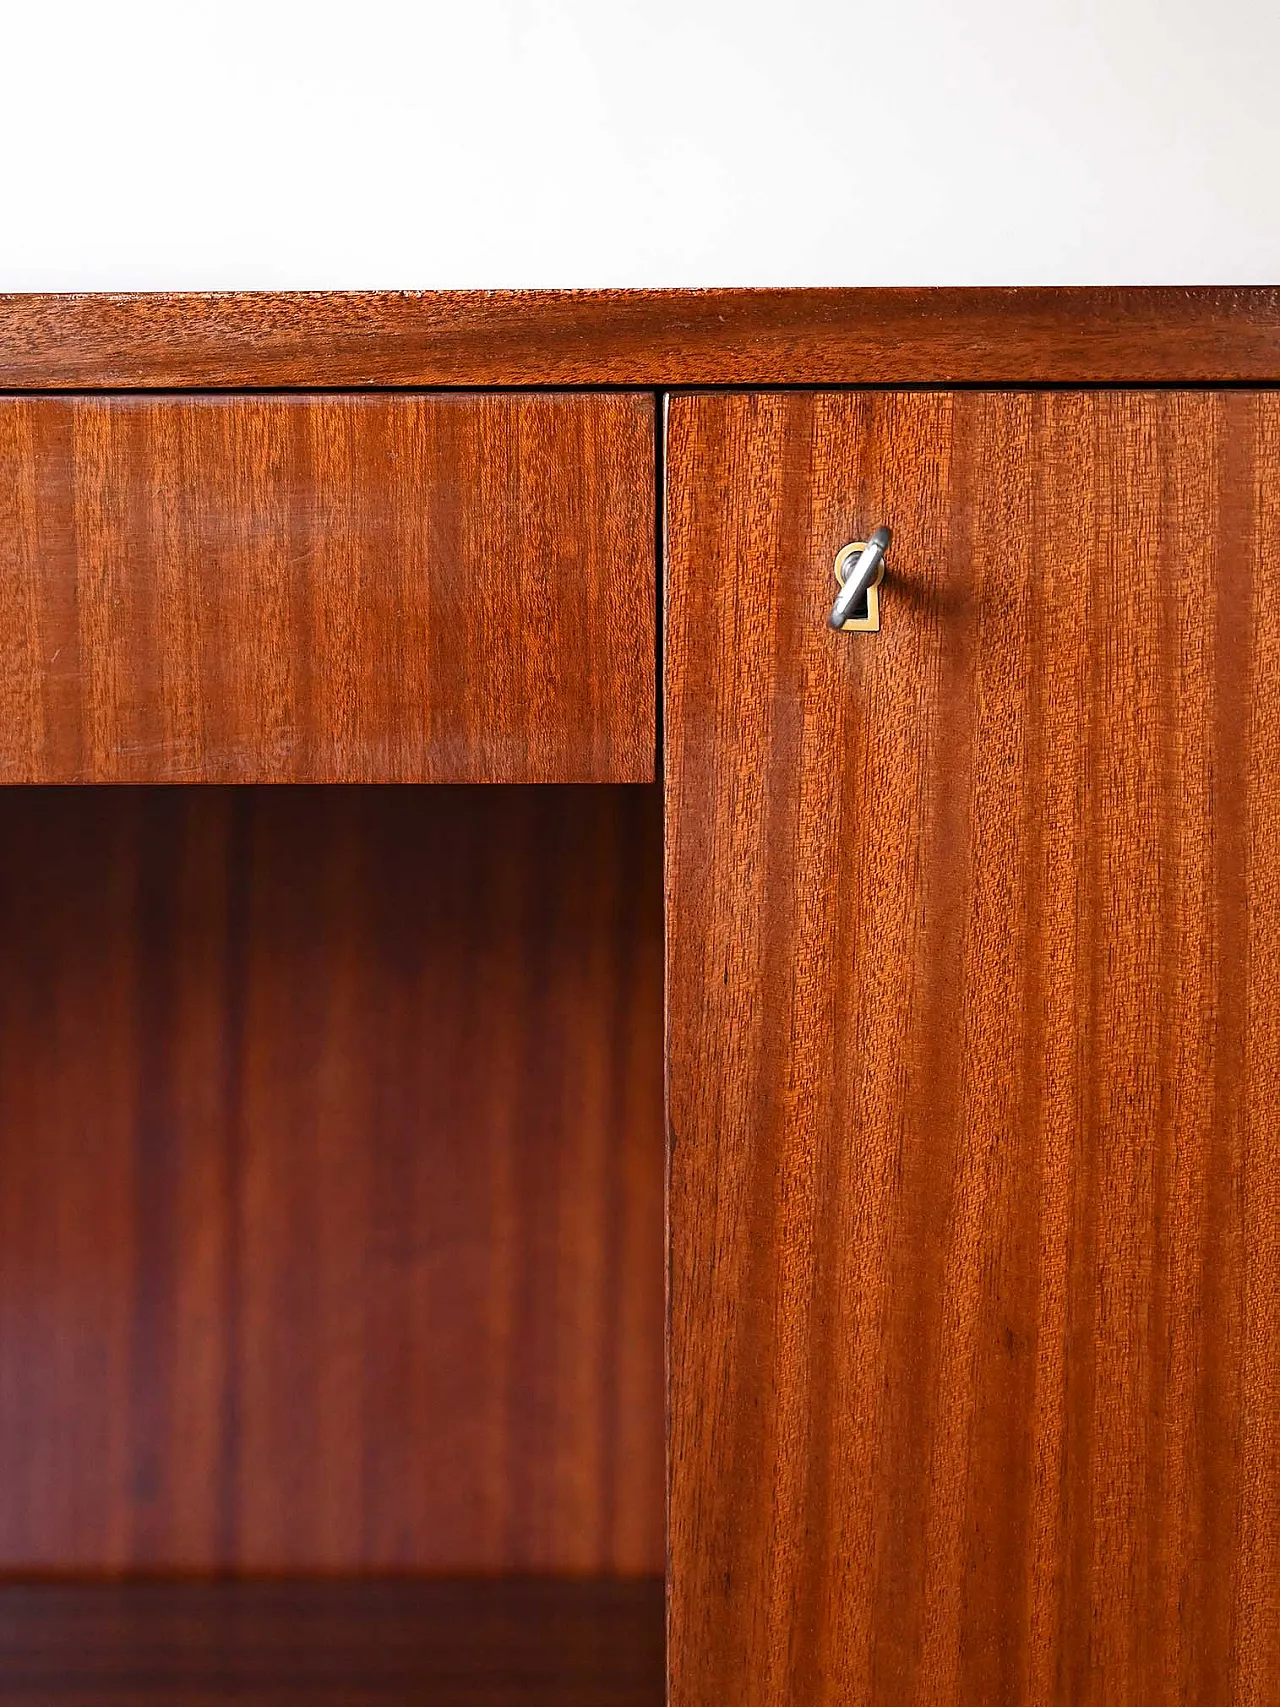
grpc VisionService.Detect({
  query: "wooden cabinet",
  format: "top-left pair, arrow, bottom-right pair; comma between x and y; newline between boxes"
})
0,292 -> 1277,1705
666,388 -> 1280,1707
0,392 -> 655,782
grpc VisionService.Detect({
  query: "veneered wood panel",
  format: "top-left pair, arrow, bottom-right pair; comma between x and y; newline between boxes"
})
3,289 -> 1280,387
666,391 -> 1280,1707
0,392 -> 655,782
0,784 -> 663,1573
0,1579 -> 664,1706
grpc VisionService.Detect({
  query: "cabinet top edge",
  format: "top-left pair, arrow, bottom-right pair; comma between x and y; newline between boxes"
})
3,286 -> 1280,389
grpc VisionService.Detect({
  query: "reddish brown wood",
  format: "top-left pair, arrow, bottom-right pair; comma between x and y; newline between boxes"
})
0,392 -> 655,782
666,390 -> 1280,1707
0,784 -> 664,1574
0,1578 -> 664,1705
1,290 -> 1280,388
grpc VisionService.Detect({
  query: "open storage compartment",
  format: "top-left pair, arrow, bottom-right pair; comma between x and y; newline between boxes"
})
0,783 -> 665,1705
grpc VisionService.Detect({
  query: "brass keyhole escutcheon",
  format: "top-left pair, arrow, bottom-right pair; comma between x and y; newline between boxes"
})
832,538 -> 887,633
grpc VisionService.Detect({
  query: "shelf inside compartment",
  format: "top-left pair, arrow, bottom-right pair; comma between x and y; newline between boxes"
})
0,1577 -> 664,1706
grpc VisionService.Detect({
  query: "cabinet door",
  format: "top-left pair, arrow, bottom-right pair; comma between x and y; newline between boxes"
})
666,391 -> 1280,1707
0,392 -> 654,782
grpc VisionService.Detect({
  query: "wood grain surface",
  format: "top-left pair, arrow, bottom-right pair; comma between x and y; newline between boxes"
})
666,390 -> 1280,1707
0,784 -> 663,1573
0,1578 -> 664,1706
0,392 -> 655,782
2,290 -> 1280,388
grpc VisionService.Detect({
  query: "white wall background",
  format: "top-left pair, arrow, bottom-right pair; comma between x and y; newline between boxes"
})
1,0 -> 1277,289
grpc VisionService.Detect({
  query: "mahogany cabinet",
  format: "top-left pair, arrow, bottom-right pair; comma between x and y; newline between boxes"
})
0,291 -> 1277,1706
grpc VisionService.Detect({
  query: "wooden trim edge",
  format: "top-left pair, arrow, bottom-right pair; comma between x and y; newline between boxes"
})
2,287 -> 1280,389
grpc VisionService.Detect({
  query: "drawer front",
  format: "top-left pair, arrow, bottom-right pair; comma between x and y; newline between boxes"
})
666,390 -> 1280,1706
0,392 -> 655,782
